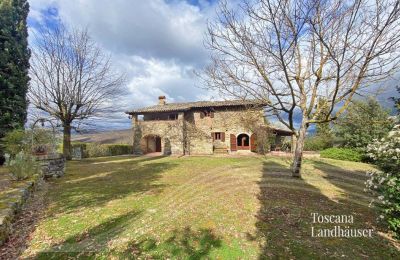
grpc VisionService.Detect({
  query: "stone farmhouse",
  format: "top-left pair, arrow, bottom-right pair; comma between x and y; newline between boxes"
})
126,96 -> 292,155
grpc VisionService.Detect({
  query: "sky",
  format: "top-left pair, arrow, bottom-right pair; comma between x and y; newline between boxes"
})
27,0 -> 398,132
27,0 -> 220,131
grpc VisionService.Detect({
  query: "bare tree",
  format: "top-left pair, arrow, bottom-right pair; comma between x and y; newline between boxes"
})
203,0 -> 400,177
29,24 -> 126,159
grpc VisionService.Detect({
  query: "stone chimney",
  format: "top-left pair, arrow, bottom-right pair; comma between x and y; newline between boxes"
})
158,96 -> 166,105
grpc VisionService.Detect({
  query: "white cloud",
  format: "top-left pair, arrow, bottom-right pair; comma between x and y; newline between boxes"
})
28,0 -> 219,130
30,0 -> 212,65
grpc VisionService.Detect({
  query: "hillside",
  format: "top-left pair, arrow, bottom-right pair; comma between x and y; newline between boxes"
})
72,129 -> 132,144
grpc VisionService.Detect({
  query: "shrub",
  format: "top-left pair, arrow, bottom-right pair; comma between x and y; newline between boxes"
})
320,147 -> 363,162
30,128 -> 58,155
304,136 -> 332,151
281,139 -> 292,152
3,128 -> 58,158
86,143 -> 109,157
107,144 -> 133,156
334,98 -> 393,149
366,124 -> 400,239
8,152 -> 39,180
86,143 -> 132,158
2,129 -> 30,158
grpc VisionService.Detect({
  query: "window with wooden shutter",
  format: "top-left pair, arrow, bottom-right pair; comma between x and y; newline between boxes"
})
230,134 -> 237,151
200,112 -> 205,119
213,132 -> 224,141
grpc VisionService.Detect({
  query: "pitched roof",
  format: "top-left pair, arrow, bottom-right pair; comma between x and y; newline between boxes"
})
126,100 -> 268,114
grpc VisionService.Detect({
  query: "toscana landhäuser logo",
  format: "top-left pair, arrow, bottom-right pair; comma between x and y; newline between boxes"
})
311,213 -> 374,238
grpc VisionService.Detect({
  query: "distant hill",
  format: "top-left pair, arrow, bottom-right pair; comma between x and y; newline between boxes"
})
72,129 -> 132,144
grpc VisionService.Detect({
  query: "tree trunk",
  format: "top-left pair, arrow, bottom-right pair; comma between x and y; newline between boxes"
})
63,124 -> 72,160
291,122 -> 308,178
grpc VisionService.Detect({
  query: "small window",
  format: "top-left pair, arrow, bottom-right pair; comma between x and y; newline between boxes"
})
213,132 -> 225,141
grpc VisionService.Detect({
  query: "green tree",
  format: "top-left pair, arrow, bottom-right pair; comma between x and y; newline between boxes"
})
334,98 -> 393,149
392,86 -> 400,114
0,0 -> 30,164
304,99 -> 333,151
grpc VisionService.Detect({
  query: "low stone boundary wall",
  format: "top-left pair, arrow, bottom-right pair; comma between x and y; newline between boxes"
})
0,153 -> 65,245
0,174 -> 42,245
36,153 -> 66,179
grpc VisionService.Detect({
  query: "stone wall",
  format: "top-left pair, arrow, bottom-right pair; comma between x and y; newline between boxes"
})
0,174 -> 42,245
187,107 -> 265,154
35,154 -> 66,179
0,154 -> 65,245
133,113 -> 185,155
132,107 -> 266,155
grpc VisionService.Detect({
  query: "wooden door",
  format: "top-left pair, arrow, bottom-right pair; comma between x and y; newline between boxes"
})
230,134 -> 237,151
155,137 -> 161,152
250,134 -> 257,152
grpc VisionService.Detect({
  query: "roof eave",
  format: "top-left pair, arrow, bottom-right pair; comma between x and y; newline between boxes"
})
126,101 -> 269,115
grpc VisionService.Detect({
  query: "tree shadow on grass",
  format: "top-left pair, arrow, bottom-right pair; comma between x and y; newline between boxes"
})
252,159 -> 400,259
47,157 -> 177,214
89,155 -> 167,164
33,210 -> 142,259
119,226 -> 222,259
311,160 -> 369,199
34,222 -> 221,259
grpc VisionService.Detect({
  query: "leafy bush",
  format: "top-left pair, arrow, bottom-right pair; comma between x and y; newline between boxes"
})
334,98 -> 393,149
85,143 -> 132,158
320,147 -> 363,162
2,129 -> 30,158
366,124 -> 400,239
30,128 -> 58,155
107,144 -> 133,156
8,152 -> 39,180
304,136 -> 332,151
281,139 -> 292,152
2,128 -> 58,180
3,128 -> 57,158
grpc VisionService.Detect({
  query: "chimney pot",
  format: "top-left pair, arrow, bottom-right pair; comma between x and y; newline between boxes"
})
158,96 -> 166,105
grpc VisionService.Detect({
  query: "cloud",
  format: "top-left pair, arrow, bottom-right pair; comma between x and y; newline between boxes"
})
28,0 -> 219,130
29,0 -> 213,65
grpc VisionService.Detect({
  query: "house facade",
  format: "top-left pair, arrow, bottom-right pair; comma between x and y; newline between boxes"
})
126,96 -> 291,155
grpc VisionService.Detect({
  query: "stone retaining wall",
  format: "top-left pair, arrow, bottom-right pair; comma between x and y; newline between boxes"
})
36,153 -> 66,179
0,174 -> 42,245
0,153 -> 65,245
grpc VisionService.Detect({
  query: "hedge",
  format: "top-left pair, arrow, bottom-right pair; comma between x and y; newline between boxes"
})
320,147 -> 363,162
304,136 -> 333,151
71,142 -> 132,158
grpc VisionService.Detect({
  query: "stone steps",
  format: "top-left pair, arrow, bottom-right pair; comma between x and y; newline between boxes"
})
213,148 -> 228,154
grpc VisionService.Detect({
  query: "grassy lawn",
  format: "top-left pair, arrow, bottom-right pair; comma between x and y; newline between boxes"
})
21,155 -> 399,259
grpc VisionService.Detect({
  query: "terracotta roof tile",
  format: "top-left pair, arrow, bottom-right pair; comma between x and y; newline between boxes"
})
126,100 -> 268,114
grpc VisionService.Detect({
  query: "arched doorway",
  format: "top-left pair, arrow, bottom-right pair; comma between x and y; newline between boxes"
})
143,135 -> 162,153
237,133 -> 250,150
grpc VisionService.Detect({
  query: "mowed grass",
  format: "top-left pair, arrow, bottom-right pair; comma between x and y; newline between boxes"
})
22,155 -> 399,259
